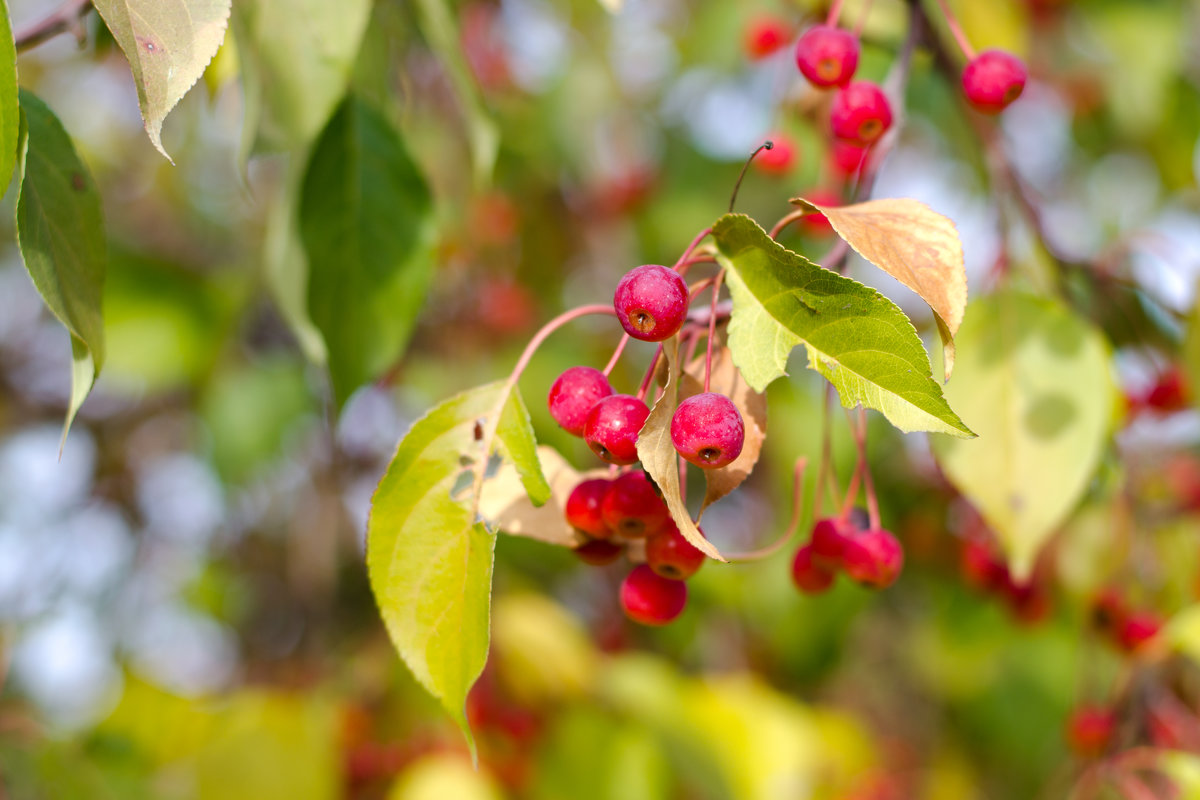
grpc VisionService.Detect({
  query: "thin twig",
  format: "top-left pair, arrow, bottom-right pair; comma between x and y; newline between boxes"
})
14,0 -> 93,53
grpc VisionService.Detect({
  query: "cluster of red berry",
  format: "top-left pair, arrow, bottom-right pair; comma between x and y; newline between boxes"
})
960,536 -> 1053,623
548,264 -> 747,625
792,515 -> 904,594
1091,588 -> 1164,654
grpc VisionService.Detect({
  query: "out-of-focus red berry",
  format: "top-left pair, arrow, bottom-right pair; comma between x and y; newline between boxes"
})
743,16 -> 791,60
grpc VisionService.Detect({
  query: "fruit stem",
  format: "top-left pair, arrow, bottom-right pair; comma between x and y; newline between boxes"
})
636,344 -> 665,403
726,457 -> 809,561
673,228 -> 714,273
687,276 -> 717,302
933,0 -> 976,60
703,271 -> 725,393
729,143 -> 774,213
602,334 -> 630,377
826,0 -> 845,26
817,382 -> 841,517
768,209 -> 806,240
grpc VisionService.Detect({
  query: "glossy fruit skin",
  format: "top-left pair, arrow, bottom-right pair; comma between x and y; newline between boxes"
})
842,528 -> 904,588
670,392 -> 745,469
744,16 -> 790,60
613,265 -> 689,342
753,135 -> 796,175
620,564 -> 688,625
791,544 -> 836,593
565,478 -> 613,539
574,538 -> 623,566
1065,706 -> 1116,758
601,471 -> 670,539
830,81 -> 893,145
962,49 -> 1027,114
645,522 -> 706,580
548,366 -> 614,436
794,24 -> 860,88
584,394 -> 650,465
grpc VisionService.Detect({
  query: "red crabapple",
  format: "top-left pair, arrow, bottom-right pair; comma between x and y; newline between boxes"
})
621,564 -> 688,625
645,522 -> 706,580
1117,611 -> 1162,652
753,135 -> 796,175
842,528 -> 904,589
584,394 -> 650,465
791,544 -> 836,594
1065,706 -> 1116,758
613,265 -> 689,342
548,366 -> 613,436
809,517 -> 853,569
829,140 -> 869,178
962,49 -> 1027,114
830,81 -> 893,145
794,24 -> 860,88
670,392 -> 745,469
601,471 -> 670,539
744,15 -> 790,60
565,478 -> 613,539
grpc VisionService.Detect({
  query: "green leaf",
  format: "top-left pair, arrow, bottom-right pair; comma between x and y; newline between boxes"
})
91,0 -> 231,161
367,380 -> 547,752
0,0 -> 17,195
412,0 -> 499,186
711,214 -> 973,438
636,336 -> 727,562
231,0 -> 371,155
15,90 -> 107,447
930,290 -> 1115,579
496,387 -> 552,506
299,95 -> 435,408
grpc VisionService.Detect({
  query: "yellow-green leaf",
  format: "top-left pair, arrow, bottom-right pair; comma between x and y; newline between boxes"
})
931,291 -> 1115,579
636,336 -> 727,562
92,0 -> 231,161
712,213 -> 973,438
15,91 -> 107,448
792,196 -> 967,380
0,0 -> 17,196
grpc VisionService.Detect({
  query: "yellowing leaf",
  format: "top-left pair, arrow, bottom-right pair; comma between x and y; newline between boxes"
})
636,336 -> 727,562
477,446 -> 589,547
492,593 -> 599,706
389,754 -> 503,800
0,0 -> 17,196
367,380 -> 547,754
92,0 -> 231,161
793,197 -> 967,380
931,291 -> 1115,579
678,348 -> 767,515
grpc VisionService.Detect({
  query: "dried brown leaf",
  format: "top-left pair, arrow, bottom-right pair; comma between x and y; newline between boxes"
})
636,337 -> 727,562
791,196 -> 967,379
477,446 -> 595,547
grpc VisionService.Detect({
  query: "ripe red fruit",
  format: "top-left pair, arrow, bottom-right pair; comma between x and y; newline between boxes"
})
794,24 -> 860,88
613,265 -> 689,342
753,135 -> 796,175
565,478 -> 613,539
670,392 -> 745,469
584,394 -> 650,465
743,15 -> 790,60
809,517 -> 853,569
842,528 -> 904,589
830,81 -> 893,145
1090,588 -> 1129,634
645,522 -> 706,580
548,366 -> 614,436
574,538 -> 623,566
791,544 -> 836,594
798,189 -> 841,236
1117,611 -> 1162,652
601,471 -> 670,539
1137,368 -> 1189,414
620,564 -> 688,625
960,538 -> 1007,591
961,49 -> 1028,114
1065,706 -> 1116,758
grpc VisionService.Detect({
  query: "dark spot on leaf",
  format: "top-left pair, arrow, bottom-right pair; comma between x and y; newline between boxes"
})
1025,392 -> 1075,439
473,421 -> 484,441
137,36 -> 161,55
71,172 -> 84,191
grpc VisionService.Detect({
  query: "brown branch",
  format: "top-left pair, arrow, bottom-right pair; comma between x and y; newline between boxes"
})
14,0 -> 93,54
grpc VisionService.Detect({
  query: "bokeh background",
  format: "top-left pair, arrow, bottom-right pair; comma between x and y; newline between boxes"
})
3,0 -> 1200,797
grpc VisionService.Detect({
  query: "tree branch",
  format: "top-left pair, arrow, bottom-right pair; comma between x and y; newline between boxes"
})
14,0 -> 93,54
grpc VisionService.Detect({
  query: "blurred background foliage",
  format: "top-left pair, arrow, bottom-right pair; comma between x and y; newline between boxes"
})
1,0 -> 1200,797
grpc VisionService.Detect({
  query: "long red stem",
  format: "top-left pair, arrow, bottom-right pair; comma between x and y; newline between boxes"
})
673,228 -> 713,272
933,0 -> 976,60
726,458 -> 808,561
826,0 -> 845,26
602,334 -> 630,377
703,271 -> 725,393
